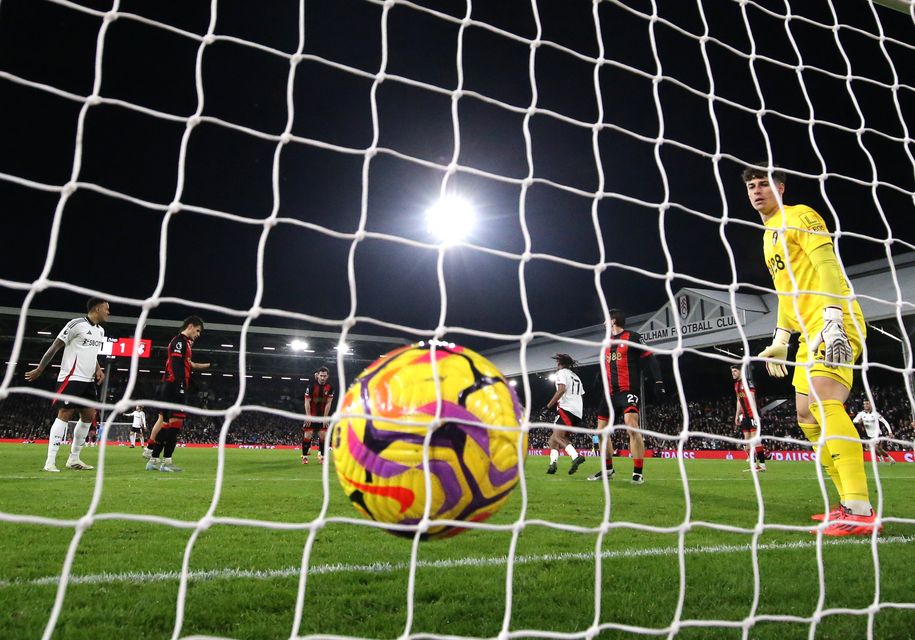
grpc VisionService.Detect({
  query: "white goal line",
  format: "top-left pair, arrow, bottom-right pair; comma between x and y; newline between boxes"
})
4,533 -> 912,590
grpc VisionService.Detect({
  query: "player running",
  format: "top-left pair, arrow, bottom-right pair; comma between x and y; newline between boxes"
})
302,366 -> 334,464
745,164 -> 877,536
588,309 -> 664,484
731,364 -> 767,473
544,353 -> 586,476
25,297 -> 109,472
853,399 -> 896,464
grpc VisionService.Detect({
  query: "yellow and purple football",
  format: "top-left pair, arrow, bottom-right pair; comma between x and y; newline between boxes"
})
331,342 -> 526,539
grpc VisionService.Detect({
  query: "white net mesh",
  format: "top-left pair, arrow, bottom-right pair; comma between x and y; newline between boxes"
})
2,0 -> 915,638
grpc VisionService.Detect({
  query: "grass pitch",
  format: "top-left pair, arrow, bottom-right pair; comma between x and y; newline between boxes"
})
0,443 -> 913,639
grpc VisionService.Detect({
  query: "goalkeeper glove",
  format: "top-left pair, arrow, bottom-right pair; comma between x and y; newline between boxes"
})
808,306 -> 852,368
758,328 -> 791,378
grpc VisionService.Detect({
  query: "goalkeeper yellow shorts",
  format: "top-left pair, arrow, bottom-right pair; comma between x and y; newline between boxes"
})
792,310 -> 866,395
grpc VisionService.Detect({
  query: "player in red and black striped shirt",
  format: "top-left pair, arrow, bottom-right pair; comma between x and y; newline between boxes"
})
588,309 -> 664,484
731,364 -> 767,472
302,366 -> 335,464
143,315 -> 210,471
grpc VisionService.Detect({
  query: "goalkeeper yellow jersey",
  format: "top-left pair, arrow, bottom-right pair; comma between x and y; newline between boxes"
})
762,204 -> 861,335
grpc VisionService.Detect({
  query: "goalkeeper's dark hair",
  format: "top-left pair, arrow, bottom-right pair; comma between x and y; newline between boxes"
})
741,163 -> 787,186
86,297 -> 108,313
609,308 -> 626,327
181,315 -> 204,330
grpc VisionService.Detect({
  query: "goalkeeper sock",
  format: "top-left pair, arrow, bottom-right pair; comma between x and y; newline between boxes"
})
46,418 -> 68,466
564,444 -> 578,458
813,400 -> 871,513
798,422 -> 845,503
70,420 -> 91,458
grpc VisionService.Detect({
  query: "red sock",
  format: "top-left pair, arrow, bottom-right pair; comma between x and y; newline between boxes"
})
634,459 -> 644,475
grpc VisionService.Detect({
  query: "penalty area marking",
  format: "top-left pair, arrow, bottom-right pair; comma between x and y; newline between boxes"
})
1,534 -> 912,589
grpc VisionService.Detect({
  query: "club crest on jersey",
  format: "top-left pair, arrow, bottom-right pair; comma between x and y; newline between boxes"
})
678,295 -> 689,320
772,231 -> 779,246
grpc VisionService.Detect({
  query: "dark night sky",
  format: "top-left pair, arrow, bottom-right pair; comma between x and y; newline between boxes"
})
1,0 -> 913,352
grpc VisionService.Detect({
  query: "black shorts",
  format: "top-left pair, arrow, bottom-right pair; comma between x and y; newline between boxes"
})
554,407 -> 582,428
597,392 -> 640,422
739,417 -> 758,434
130,426 -> 143,433
53,379 -> 98,408
156,382 -> 186,419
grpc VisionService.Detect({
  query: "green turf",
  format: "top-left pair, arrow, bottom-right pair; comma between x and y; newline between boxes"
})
0,444 -> 913,639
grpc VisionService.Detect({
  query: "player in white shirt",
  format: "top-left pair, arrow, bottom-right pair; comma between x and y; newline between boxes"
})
544,353 -> 587,476
852,400 -> 896,464
25,298 -> 110,472
126,405 -> 147,448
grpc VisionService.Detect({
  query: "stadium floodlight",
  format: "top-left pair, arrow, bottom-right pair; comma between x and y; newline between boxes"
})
290,339 -> 309,351
508,379 -> 518,387
334,342 -> 350,352
547,373 -> 557,382
425,195 -> 475,245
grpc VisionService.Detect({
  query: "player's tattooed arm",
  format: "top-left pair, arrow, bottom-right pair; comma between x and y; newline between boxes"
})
24,338 -> 65,382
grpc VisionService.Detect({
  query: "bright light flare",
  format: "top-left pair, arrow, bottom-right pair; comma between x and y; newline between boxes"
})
425,195 -> 475,245
290,339 -> 309,351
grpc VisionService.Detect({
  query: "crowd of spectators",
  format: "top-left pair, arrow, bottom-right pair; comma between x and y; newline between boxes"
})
523,385 -> 915,453
3,375 -> 913,452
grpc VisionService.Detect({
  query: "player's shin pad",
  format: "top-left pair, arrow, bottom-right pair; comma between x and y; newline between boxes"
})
798,422 -> 845,503
811,400 -> 868,503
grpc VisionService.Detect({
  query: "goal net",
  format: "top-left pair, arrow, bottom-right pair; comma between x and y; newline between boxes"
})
1,0 -> 914,639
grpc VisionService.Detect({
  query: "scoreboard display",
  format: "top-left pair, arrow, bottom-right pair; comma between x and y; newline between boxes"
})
101,337 -> 152,358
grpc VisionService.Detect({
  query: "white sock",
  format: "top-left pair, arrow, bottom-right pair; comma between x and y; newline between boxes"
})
844,499 -> 872,516
46,419 -> 68,466
70,420 -> 90,459
549,449 -> 559,464
129,432 -> 136,446
564,444 -> 578,458
163,457 -> 172,466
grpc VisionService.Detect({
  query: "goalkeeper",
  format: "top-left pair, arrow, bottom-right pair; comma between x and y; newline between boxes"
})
743,164 -> 876,537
